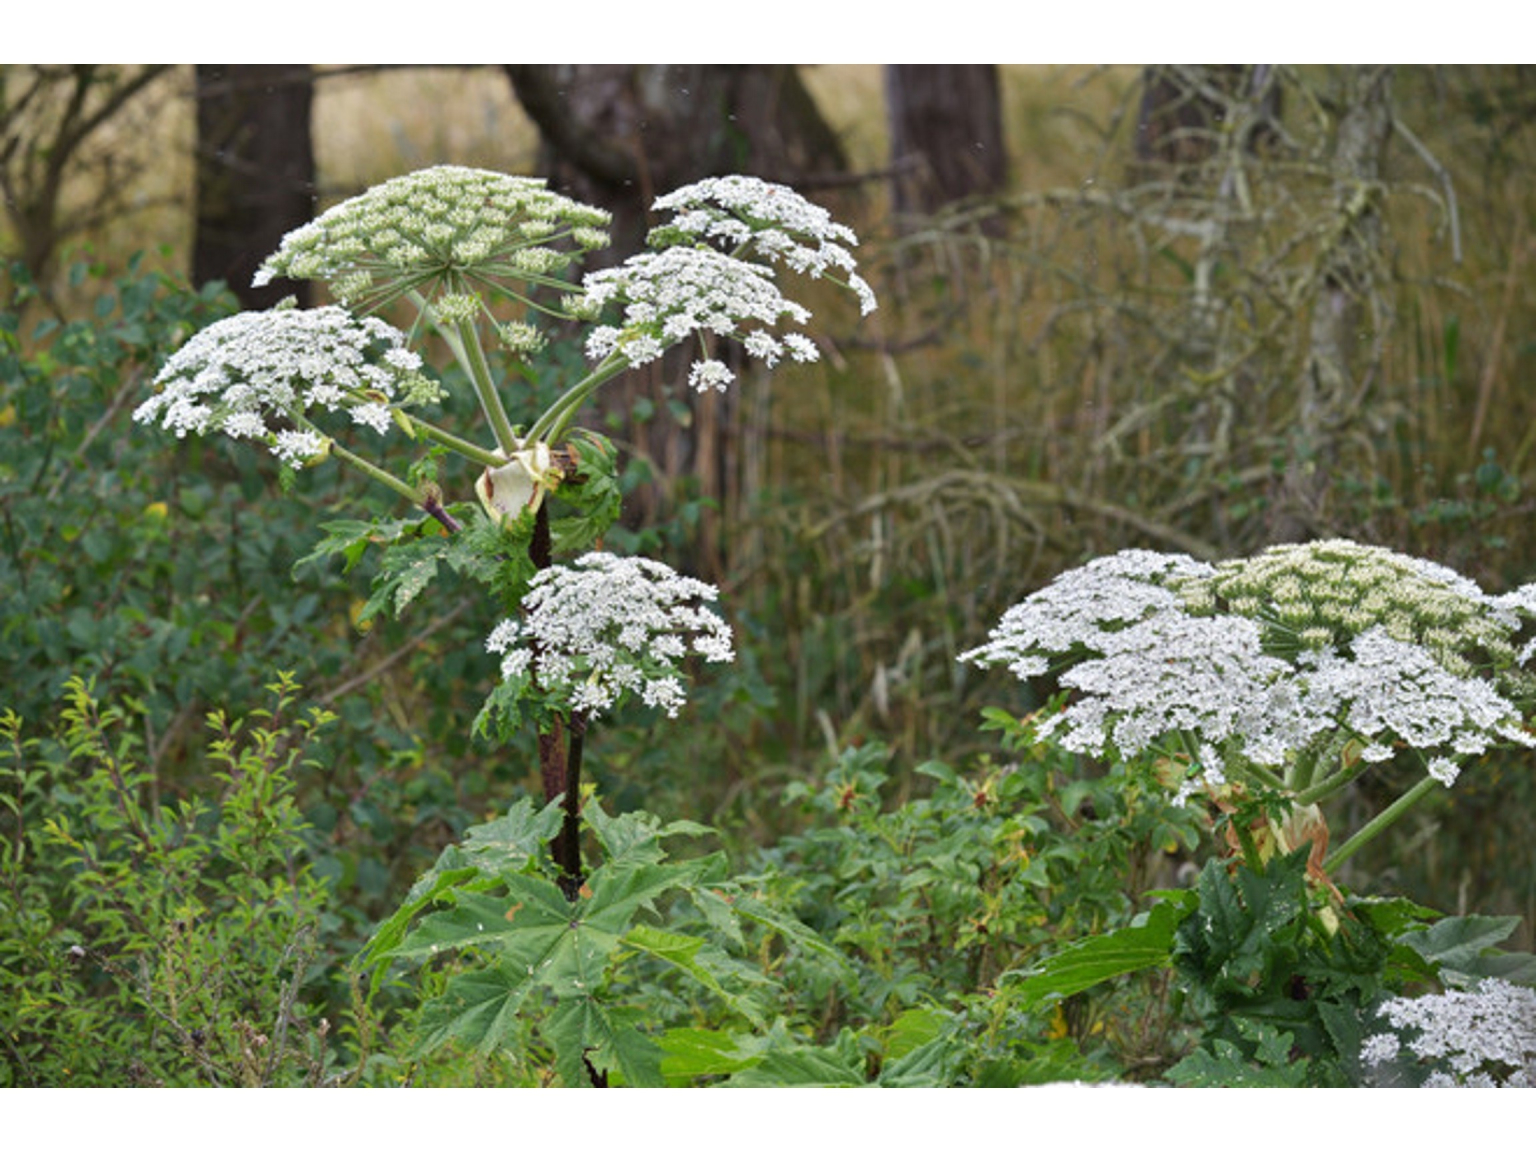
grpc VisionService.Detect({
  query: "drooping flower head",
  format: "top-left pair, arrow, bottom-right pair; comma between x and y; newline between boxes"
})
254,166 -> 612,320
649,174 -> 878,316
579,247 -> 821,391
572,175 -> 876,392
485,552 -> 733,721
132,305 -> 439,467
963,540 -> 1536,796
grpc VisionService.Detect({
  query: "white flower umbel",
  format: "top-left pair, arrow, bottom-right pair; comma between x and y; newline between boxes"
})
650,174 -> 878,316
962,540 -> 1536,816
1362,978 -> 1536,1087
960,549 -> 1217,680
253,165 -> 611,313
132,306 -> 438,467
486,553 -> 733,720
579,246 -> 819,391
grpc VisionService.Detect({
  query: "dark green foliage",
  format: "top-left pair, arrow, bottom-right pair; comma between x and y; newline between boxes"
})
367,800 -> 809,1086
0,674 -> 345,1086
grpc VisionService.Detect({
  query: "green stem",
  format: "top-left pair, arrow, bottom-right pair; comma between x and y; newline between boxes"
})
1289,750 -> 1318,793
1324,774 -> 1440,872
328,440 -> 425,505
405,415 -> 506,469
525,352 -> 633,445
453,316 -> 520,456
408,289 -> 521,457
1231,758 -> 1288,794
1294,750 -> 1374,807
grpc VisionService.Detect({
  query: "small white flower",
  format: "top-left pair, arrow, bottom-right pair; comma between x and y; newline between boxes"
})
487,552 -> 733,720
650,175 -> 877,315
134,306 -> 436,468
272,429 -> 328,465
1426,757 -> 1460,787
688,360 -> 735,393
1364,978 -> 1536,1087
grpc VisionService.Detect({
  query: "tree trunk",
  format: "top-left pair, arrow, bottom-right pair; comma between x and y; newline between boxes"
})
885,65 -> 1006,222
505,64 -> 847,253
1277,66 -> 1395,541
0,65 -> 173,305
1132,65 -> 1281,175
193,65 -> 315,309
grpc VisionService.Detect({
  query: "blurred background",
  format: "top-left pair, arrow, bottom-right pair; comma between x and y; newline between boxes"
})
4,64 -> 1534,943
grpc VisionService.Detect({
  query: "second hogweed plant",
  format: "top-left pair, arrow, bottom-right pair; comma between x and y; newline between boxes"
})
133,166 -> 876,1083
961,539 -> 1536,873
963,539 -> 1536,1085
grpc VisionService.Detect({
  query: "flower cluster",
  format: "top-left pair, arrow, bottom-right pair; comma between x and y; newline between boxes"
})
1205,539 -> 1521,675
254,165 -> 611,313
579,246 -> 822,391
649,174 -> 878,316
1362,978 -> 1536,1087
574,176 -> 876,391
962,540 -> 1536,795
132,306 -> 438,467
485,552 -> 733,719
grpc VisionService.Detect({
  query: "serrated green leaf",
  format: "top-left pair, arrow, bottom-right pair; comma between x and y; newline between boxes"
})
413,963 -> 538,1057
1351,894 -> 1441,941
362,799 -> 563,976
461,797 -> 566,869
1009,895 -> 1191,1011
878,1034 -> 957,1087
583,858 -> 701,936
1398,914 -> 1521,975
360,863 -> 486,975
727,890 -> 848,969
621,923 -> 766,1027
391,555 -> 438,614
292,518 -> 377,576
545,996 -> 664,1087
583,802 -> 712,868
682,884 -> 743,950
725,1035 -> 866,1087
1455,951 -> 1536,985
1166,1037 -> 1310,1086
656,1028 -> 766,1081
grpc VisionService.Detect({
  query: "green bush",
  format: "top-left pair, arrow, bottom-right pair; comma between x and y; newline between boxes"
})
1,673 -> 353,1086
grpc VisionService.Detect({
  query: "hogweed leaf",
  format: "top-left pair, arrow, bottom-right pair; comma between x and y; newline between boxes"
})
1007,894 -> 1193,1012
545,996 -> 664,1087
620,922 -> 767,1028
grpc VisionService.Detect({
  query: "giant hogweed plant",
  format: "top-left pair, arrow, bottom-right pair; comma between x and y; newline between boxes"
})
133,167 -> 875,1085
963,540 -> 1536,1083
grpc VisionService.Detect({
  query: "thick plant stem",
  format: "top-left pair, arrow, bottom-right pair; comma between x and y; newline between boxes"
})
538,714 -> 568,826
329,440 -> 425,505
453,316 -> 521,456
407,416 -> 507,469
553,714 -> 588,901
1325,774 -> 1439,872
421,491 -> 462,534
328,441 -> 463,532
525,352 -> 632,445
525,499 -> 585,898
